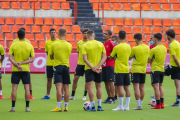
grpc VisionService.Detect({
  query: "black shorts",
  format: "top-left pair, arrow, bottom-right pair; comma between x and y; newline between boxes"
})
165,65 -> 180,80
0,68 -> 2,79
114,73 -> 130,86
102,67 -> 114,82
85,69 -> 102,83
150,71 -> 164,84
46,66 -> 54,78
53,65 -> 71,84
11,72 -> 30,84
131,73 -> 146,84
74,65 -> 85,76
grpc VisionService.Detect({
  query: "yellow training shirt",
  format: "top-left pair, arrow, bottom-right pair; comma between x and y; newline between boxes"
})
77,40 -> 89,65
82,40 -> 106,70
49,40 -> 72,68
0,44 -> 5,67
13,38 -> 30,43
9,41 -> 35,72
130,44 -> 150,73
110,43 -> 131,73
169,40 -> 180,67
45,38 -> 59,66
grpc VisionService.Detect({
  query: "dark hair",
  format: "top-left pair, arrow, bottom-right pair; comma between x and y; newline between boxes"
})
112,36 -> 118,40
87,30 -> 94,37
118,30 -> 126,40
50,28 -> 56,33
105,29 -> 112,36
17,29 -> 25,39
82,28 -> 89,33
154,33 -> 162,41
20,27 -> 25,31
58,28 -> 66,36
134,33 -> 142,41
166,28 -> 175,38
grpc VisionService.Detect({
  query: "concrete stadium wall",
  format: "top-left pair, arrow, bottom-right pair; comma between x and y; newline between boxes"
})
0,9 -> 72,18
94,10 -> 180,19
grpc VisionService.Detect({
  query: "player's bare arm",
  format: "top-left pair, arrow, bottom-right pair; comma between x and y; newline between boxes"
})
83,54 -> 93,69
109,56 -> 116,60
148,58 -> 153,63
9,55 -> 22,71
172,55 -> 180,68
96,53 -> 107,69
1,55 -> 4,63
17,57 -> 34,65
50,55 -> 54,60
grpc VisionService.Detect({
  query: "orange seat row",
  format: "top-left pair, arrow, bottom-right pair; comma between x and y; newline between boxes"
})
1,2 -> 70,10
90,0 -> 180,3
1,0 -> 66,1
105,18 -> 180,26
0,17 -> 73,26
93,3 -> 180,11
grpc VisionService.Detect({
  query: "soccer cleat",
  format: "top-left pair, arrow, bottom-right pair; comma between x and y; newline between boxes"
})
63,107 -> 68,112
97,106 -> 104,111
8,96 -> 12,99
62,96 -> 64,100
151,104 -> 161,109
112,106 -> 124,111
131,106 -> 142,110
161,103 -> 164,109
102,97 -> 109,103
82,96 -> 86,100
0,95 -> 4,99
51,107 -> 62,112
8,107 -> 15,112
124,107 -> 130,111
150,95 -> 155,99
41,95 -> 50,99
30,94 -> 35,99
171,102 -> 180,107
90,107 -> 96,111
114,97 -> 118,102
69,96 -> 75,100
106,99 -> 114,104
26,107 -> 32,112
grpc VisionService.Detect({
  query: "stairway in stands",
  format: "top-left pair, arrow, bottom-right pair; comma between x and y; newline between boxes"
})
67,0 -> 103,42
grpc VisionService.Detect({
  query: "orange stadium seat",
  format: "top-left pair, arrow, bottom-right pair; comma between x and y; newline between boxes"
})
126,35 -> 134,42
129,0 -> 138,2
162,35 -> 166,42
38,0 -> 48,2
162,43 -> 169,50
56,34 -> 59,39
31,42 -> 38,49
173,27 -> 180,34
0,18 -> 4,25
72,26 -> 81,34
139,0 -> 148,2
35,18 -> 43,25
130,42 -> 137,48
124,19 -> 133,26
103,26 -> 111,33
25,18 -> 34,25
31,2 -> 41,10
119,0 -> 128,2
173,19 -> 180,26
39,41 -> 45,49
152,4 -> 161,11
42,3 -> 51,10
109,0 -> 119,2
112,3 -> 121,10
64,18 -> 73,25
177,35 -> 180,42
142,4 -> 151,11
133,27 -> 142,33
105,18 -> 114,26
149,0 -> 158,2
103,3 -> 112,10
93,3 -> 102,10
123,4 -> 132,11
163,27 -> 171,34
115,18 -> 124,26
76,34 -> 83,41
21,26 -> 31,33
11,26 -> 20,33
8,0 -> 17,1
100,0 -> 108,2
15,18 -> 24,25
5,34 -> 14,41
142,35 -> 145,41
1,26 -> 10,33
172,4 -> 180,11
70,42 -> 77,49
18,0 -> 28,1
153,27 -> 162,33
159,0 -> 167,3
5,17 -> 14,25
0,42 -> 7,48
45,34 -> 51,40
11,2 -> 20,9
52,26 -> 61,33
169,0 -> 178,3
35,34 -> 45,41
58,0 -> 66,1
162,4 -> 171,11
153,19 -> 162,26
25,34 -> 34,41
61,3 -> 70,10
28,0 -> 36,1
113,26 -> 121,34
134,19 -> 143,26
133,4 -> 140,11
44,18 -> 53,25
62,26 -> 71,33
9,41 -> 13,48
52,3 -> 61,10
54,18 -> 63,25
42,26 -> 51,33
0,34 -> 4,41
143,27 -> 151,34
146,35 -> 151,42
163,19 -> 172,26
15,34 -> 18,39
32,26 -> 41,33
123,27 -> 132,34
66,34 -> 75,42
1,2 -> 10,9
144,19 -> 152,26
89,0 -> 98,2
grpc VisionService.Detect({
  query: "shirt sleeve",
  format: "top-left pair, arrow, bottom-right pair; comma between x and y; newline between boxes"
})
45,41 -> 48,52
82,45 -> 87,55
9,44 -> 13,55
149,48 -> 154,59
170,44 -> 176,56
0,45 -> 5,56
129,47 -> 135,58
110,46 -> 117,57
77,41 -> 79,52
30,46 -> 35,57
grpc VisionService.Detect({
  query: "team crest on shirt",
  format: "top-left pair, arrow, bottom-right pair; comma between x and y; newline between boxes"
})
106,45 -> 108,48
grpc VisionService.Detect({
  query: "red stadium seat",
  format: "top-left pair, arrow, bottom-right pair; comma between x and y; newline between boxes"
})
152,4 -> 161,11
144,19 -> 153,26
1,26 -> 10,33
153,19 -> 162,26
31,2 -> 41,10
139,0 -> 148,2
169,0 -> 178,3
177,35 -> 180,42
105,18 -> 114,26
100,0 -> 108,2
173,27 -> 180,34
123,4 -> 132,11
126,35 -> 134,42
110,0 -> 119,3
45,34 -> 51,40
62,26 -> 71,33
72,26 -> 81,34
149,0 -> 158,3
113,27 -> 121,34
11,2 -> 20,9
142,4 -> 151,11
52,3 -> 61,10
42,26 -> 51,33
103,26 -> 111,33
26,34 -> 34,41
124,19 -> 133,26
66,34 -> 75,42
112,3 -> 121,10
159,0 -> 167,3
134,19 -> 143,26
61,3 -> 70,10
54,18 -> 63,25
21,26 -> 31,33
133,27 -> 142,33
11,26 -> 20,33
35,18 -> 43,25
32,26 -> 41,33
130,42 -> 137,48
76,34 -> 83,41
64,18 -> 73,26
39,41 -> 45,49
52,26 -> 61,33
115,18 -> 123,26
163,27 -> 171,34
146,35 -> 151,42
153,27 -> 162,33
31,41 -> 38,49
25,18 -> 34,25
41,3 -> 51,10
172,4 -> 180,11
162,43 -> 169,50
15,18 -> 24,25
21,2 -> 31,10
0,34 -> 4,41
44,18 -> 53,25
89,0 -> 98,2
70,42 -> 77,49
5,17 -> 14,25
35,34 -> 45,41
143,27 -> 151,34
0,18 -> 4,25
92,3 -> 102,10
129,0 -> 138,2
103,3 -> 112,10
173,19 -> 180,26
0,41 -> 7,48
1,2 -> 10,9
163,19 -> 172,26
162,4 -> 171,11
123,27 -> 132,34
132,4 -> 140,11
5,34 -> 14,41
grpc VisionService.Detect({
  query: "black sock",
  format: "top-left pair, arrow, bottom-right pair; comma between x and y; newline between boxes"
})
12,101 -> 15,107
26,101 -> 30,107
111,97 -> 114,101
114,96 -> 117,99
160,98 -> 164,103
30,90 -> 32,95
84,91 -> 87,96
71,91 -> 75,96
156,100 -> 160,105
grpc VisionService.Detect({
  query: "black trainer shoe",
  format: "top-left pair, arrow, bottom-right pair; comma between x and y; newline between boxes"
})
102,97 -> 109,103
171,101 -> 180,107
106,99 -> 115,104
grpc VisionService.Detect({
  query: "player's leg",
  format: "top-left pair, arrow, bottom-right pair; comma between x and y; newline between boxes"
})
106,81 -> 115,104
114,86 -> 118,101
0,78 -> 4,99
62,85 -> 64,100
151,83 -> 161,109
63,84 -> 69,111
139,84 -> 145,106
159,83 -> 164,108
29,80 -> 34,99
171,79 -> 180,107
69,75 -> 80,100
83,82 -> 88,100
102,67 -> 110,103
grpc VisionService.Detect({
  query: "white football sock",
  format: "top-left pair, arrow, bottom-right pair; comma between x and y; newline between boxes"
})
46,95 -> 50,97
125,97 -> 130,108
64,102 -> 68,107
91,101 -> 95,108
0,90 -> 2,95
57,102 -> 62,108
136,99 -> 141,106
140,100 -> 143,106
119,97 -> 124,108
97,99 -> 101,107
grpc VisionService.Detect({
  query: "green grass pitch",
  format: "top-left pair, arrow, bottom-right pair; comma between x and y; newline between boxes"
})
0,74 -> 179,120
